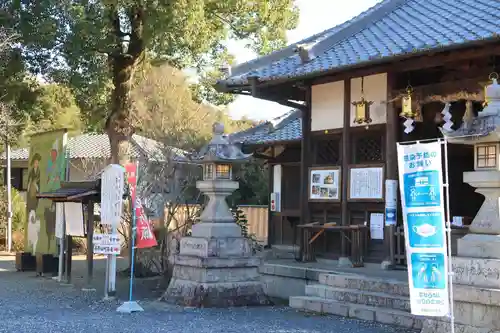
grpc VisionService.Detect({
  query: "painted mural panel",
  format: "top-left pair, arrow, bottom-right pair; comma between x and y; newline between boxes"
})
25,130 -> 67,254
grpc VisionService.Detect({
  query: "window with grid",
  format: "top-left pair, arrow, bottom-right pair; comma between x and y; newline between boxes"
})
215,164 -> 231,179
315,138 -> 340,165
476,145 -> 497,169
204,164 -> 214,179
354,135 -> 383,163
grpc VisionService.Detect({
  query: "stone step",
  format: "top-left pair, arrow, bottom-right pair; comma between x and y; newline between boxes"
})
305,284 -> 411,312
289,296 -> 423,330
318,273 -> 409,296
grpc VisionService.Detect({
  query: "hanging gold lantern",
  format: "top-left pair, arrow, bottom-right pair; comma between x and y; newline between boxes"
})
479,72 -> 500,118
352,77 -> 373,125
400,86 -> 415,118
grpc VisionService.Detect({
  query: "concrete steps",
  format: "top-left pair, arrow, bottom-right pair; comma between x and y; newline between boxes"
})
305,284 -> 411,311
290,273 -> 423,329
289,296 -> 423,330
319,273 -> 409,296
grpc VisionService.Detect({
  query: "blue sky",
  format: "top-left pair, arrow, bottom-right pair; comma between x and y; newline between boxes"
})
226,0 -> 382,121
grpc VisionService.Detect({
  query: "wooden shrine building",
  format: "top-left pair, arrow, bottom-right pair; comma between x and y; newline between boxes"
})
220,0 -> 500,268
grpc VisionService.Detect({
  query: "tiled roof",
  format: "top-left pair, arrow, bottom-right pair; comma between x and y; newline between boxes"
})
221,0 -> 500,87
229,109 -> 302,145
1,133 -> 188,162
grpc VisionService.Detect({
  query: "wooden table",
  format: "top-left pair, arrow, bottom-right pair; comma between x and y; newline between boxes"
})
297,223 -> 368,267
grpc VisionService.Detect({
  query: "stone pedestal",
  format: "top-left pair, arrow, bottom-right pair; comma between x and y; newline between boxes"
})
422,170 -> 500,333
162,180 -> 268,307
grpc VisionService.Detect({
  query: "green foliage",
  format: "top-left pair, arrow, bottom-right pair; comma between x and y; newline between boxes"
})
3,0 -> 299,134
228,159 -> 269,206
0,186 -> 26,232
17,84 -> 83,147
231,206 -> 263,253
132,63 -> 256,150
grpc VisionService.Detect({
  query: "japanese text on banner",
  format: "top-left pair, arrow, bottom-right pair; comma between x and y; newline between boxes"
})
397,141 -> 449,317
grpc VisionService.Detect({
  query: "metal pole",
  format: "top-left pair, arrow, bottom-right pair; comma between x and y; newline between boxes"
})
6,143 -> 12,252
128,161 -> 139,302
443,139 -> 455,333
86,200 -> 94,288
104,252 -> 109,299
57,203 -> 64,282
128,187 -> 136,302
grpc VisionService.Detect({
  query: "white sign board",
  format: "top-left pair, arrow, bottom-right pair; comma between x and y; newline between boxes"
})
64,202 -> 85,237
55,202 -> 64,239
100,164 -> 125,226
385,179 -> 398,226
397,141 -> 449,317
309,168 -> 341,200
349,166 -> 384,200
93,233 -> 121,255
369,213 -> 384,240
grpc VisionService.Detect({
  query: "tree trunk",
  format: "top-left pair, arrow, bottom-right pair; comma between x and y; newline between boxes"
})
106,55 -> 136,165
106,6 -> 145,165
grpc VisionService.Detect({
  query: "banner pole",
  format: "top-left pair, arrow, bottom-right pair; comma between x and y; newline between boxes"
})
58,136 -> 70,282
128,161 -> 139,302
116,161 -> 143,313
442,138 -> 455,333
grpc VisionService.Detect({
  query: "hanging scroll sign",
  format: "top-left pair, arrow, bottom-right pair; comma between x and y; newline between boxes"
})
100,164 -> 125,226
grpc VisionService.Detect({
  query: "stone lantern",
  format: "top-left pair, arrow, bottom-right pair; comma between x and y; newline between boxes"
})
426,75 -> 500,332
162,122 -> 268,307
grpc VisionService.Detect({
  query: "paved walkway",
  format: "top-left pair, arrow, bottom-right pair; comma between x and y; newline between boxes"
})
0,256 -> 416,333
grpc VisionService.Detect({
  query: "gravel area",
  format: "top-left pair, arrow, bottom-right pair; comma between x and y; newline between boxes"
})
0,256 -> 417,333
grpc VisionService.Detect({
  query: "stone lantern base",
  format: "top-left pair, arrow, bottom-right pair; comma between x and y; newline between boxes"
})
162,236 -> 268,307
421,170 -> 500,333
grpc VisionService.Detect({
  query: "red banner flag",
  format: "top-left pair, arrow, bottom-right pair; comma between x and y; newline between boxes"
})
135,200 -> 157,249
125,163 -> 137,203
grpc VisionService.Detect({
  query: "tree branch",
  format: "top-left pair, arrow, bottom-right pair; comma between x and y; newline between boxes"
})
211,13 -> 250,40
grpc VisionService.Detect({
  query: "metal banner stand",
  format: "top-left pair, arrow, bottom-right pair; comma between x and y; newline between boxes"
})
442,138 -> 455,333
54,143 -> 70,283
117,161 -> 143,313
117,196 -> 143,312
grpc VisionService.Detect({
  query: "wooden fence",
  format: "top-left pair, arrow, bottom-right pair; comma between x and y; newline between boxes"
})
152,204 -> 269,245
239,205 -> 268,245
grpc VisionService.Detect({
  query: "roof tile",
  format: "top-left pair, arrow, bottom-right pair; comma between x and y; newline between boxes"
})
1,133 -> 187,162
229,110 -> 302,145
222,0 -> 500,86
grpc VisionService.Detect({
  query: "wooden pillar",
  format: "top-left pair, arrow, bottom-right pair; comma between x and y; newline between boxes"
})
383,72 -> 398,269
86,200 -> 94,287
267,158 -> 274,247
300,86 -> 312,227
65,235 -> 73,283
340,79 -> 351,264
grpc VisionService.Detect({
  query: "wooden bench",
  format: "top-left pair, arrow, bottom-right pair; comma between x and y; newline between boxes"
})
297,222 -> 368,267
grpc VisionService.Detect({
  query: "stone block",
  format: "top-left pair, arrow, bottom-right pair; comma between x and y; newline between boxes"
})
322,300 -> 349,317
454,284 -> 500,306
319,273 -> 409,296
318,285 -> 410,311
375,309 -> 422,329
163,279 -> 268,307
304,298 -> 323,313
179,237 -> 252,258
171,265 -> 260,283
453,257 -> 500,288
191,222 -> 242,238
457,234 -> 500,259
271,265 -> 306,279
422,318 -> 500,333
349,306 -> 375,321
289,296 -> 305,309
305,284 -> 326,298
173,255 -> 260,268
